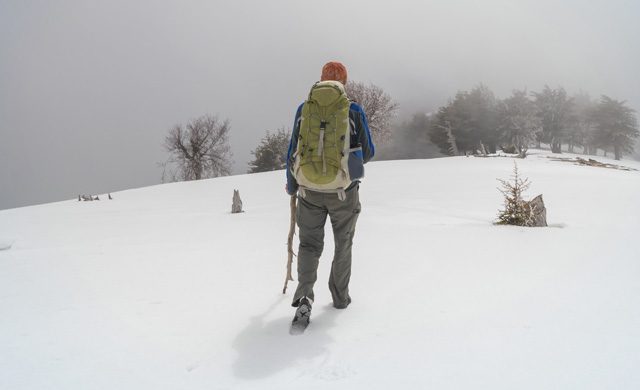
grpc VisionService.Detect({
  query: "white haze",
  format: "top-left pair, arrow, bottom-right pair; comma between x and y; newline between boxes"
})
1,0 -> 639,210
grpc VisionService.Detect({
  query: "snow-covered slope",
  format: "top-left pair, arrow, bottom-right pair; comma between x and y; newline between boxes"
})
1,150 -> 639,389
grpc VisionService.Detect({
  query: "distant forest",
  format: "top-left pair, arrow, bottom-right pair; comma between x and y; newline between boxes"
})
378,84 -> 640,161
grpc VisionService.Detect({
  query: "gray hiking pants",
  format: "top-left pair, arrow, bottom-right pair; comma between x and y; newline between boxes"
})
292,187 -> 361,308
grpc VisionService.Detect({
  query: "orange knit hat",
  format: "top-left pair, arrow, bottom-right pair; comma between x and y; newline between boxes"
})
320,62 -> 347,85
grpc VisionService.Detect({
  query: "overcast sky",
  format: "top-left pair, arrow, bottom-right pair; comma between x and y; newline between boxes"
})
1,0 -> 639,210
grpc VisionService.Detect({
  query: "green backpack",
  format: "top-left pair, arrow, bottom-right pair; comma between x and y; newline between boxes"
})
293,80 -> 363,200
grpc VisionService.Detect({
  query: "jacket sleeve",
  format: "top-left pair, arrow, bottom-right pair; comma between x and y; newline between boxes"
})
286,103 -> 304,196
349,103 -> 375,164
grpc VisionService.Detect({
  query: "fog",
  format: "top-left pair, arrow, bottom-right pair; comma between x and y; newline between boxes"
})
1,0 -> 639,210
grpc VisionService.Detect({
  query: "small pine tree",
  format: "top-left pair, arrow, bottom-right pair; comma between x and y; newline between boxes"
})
495,162 -> 537,226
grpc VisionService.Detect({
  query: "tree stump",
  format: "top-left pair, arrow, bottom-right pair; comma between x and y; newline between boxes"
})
527,194 -> 547,227
232,189 -> 243,213
480,141 -> 488,157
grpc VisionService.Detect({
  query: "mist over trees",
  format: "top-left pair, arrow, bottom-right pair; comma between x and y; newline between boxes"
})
532,86 -> 574,153
589,96 -> 640,160
497,89 -> 541,155
159,114 -> 233,182
428,84 -> 500,155
160,82 -> 639,183
428,84 -> 639,160
375,112 -> 441,161
248,127 -> 291,173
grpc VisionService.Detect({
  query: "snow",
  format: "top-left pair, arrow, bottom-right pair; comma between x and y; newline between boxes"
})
1,149 -> 639,389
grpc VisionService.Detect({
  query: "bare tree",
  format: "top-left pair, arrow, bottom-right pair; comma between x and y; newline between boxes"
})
346,81 -> 399,145
160,114 -> 233,182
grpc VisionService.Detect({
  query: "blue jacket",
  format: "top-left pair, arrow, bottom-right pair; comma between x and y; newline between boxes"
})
286,102 -> 375,195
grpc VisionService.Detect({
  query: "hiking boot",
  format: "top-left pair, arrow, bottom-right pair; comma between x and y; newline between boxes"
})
334,296 -> 351,309
291,297 -> 312,332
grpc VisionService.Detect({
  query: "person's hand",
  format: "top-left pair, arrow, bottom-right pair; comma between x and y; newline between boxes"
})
285,183 -> 297,196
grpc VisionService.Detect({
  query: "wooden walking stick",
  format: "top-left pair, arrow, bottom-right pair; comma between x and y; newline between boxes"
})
283,194 -> 297,294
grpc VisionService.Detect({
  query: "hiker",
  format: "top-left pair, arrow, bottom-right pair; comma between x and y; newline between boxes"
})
286,62 -> 375,331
